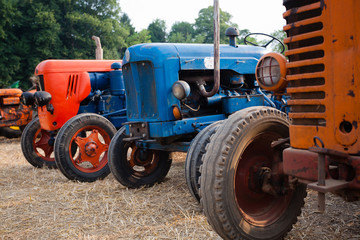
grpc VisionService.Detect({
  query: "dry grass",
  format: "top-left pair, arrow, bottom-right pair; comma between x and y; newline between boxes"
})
0,136 -> 359,240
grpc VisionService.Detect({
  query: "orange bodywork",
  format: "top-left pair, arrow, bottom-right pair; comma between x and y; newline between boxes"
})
0,88 -> 22,97
0,89 -> 34,128
35,60 -> 118,131
283,0 -> 360,154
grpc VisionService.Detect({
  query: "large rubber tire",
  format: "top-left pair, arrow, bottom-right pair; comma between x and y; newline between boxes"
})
21,117 -> 56,168
54,113 -> 116,182
200,107 -> 307,240
108,127 -> 172,188
185,121 -> 223,202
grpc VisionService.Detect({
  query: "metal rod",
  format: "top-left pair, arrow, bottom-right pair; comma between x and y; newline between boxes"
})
198,0 -> 220,97
317,153 -> 326,212
213,0 -> 220,93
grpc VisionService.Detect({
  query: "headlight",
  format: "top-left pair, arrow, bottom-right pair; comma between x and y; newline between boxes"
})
255,53 -> 287,92
125,49 -> 130,62
172,80 -> 190,100
34,91 -> 52,107
20,92 -> 35,106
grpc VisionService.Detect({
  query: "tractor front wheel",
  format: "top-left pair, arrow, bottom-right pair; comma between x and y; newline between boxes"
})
185,121 -> 222,202
200,107 -> 307,240
21,117 -> 56,168
54,113 -> 116,182
108,127 -> 172,188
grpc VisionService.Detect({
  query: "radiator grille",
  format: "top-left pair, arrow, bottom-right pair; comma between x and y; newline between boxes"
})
122,61 -> 158,120
283,0 -> 326,126
66,74 -> 79,99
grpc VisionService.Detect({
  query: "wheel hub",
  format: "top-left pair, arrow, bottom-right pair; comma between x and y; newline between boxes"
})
85,141 -> 98,157
32,127 -> 55,163
133,149 -> 151,166
47,133 -> 56,146
249,163 -> 286,198
249,165 -> 271,193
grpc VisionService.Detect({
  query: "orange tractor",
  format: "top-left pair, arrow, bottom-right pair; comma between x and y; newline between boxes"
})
199,0 -> 360,239
0,88 -> 34,138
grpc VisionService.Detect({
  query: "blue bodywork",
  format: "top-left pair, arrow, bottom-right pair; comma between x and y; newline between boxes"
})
122,42 -> 284,152
77,64 -> 127,128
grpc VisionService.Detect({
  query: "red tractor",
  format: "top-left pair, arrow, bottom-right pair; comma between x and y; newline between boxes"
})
20,59 -> 126,182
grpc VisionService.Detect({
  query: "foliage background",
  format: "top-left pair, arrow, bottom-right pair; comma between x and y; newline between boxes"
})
0,0 -> 285,89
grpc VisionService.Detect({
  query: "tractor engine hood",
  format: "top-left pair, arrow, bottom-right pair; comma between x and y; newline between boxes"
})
123,43 -> 267,74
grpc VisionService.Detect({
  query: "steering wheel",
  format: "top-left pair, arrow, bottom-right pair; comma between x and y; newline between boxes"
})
244,33 -> 285,54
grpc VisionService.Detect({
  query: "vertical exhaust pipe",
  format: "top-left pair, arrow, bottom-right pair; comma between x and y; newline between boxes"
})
198,0 -> 220,97
92,36 -> 103,60
213,0 -> 220,95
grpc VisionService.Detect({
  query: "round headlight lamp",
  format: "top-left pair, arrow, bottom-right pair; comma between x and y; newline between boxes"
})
172,80 -> 190,100
20,92 -> 35,106
34,91 -> 52,107
125,49 -> 130,62
255,53 -> 287,92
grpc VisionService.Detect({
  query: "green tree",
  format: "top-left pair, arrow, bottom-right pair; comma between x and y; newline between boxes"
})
248,30 -> 286,53
121,29 -> 152,53
58,0 -> 127,59
0,0 -> 129,88
132,29 -> 152,45
194,6 -> 238,44
119,13 -> 152,57
238,29 -> 252,45
168,21 -> 195,43
120,13 -> 135,35
10,0 -> 62,88
148,19 -> 167,42
269,29 -> 287,53
0,0 -> 21,87
168,32 -> 194,43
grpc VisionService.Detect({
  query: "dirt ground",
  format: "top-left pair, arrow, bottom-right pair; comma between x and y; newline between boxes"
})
1,136 -> 359,240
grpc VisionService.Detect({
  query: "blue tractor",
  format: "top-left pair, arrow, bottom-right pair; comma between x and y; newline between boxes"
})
107,27 -> 286,201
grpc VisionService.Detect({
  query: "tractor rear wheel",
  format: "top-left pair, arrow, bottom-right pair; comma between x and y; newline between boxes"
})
54,113 -> 116,182
108,127 -> 172,188
200,107 -> 307,240
185,121 -> 222,202
21,117 -> 56,168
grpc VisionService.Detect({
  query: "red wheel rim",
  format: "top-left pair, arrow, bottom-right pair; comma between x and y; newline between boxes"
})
234,131 -> 293,226
32,128 -> 55,162
69,125 -> 111,173
125,143 -> 160,177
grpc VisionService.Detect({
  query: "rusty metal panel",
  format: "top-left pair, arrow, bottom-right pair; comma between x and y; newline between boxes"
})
308,179 -> 349,193
283,147 -> 319,181
283,146 -> 360,192
0,89 -> 22,97
2,97 -> 20,105
283,0 -> 360,154
0,105 -> 32,127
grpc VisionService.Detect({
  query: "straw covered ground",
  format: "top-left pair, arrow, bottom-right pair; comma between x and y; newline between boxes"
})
1,136 -> 360,240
